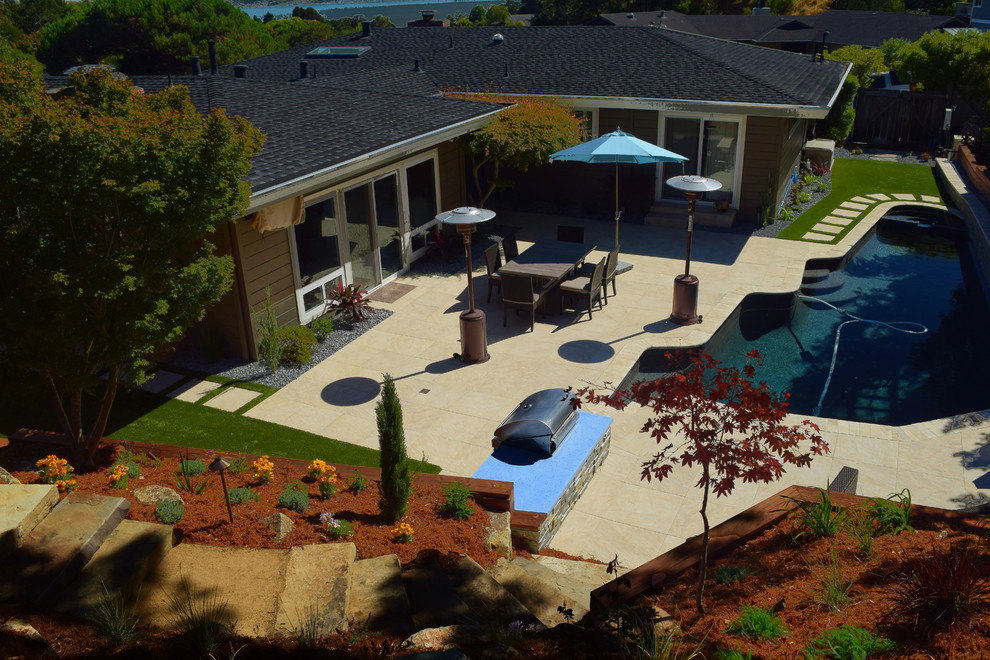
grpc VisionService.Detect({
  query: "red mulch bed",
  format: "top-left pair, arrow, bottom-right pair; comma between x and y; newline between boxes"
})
644,509 -> 990,658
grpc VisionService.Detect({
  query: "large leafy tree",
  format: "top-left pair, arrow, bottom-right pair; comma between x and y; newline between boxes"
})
576,351 -> 827,613
0,63 -> 264,464
455,96 -> 582,207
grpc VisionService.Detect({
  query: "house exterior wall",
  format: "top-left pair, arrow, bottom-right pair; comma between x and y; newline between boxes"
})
739,116 -> 806,224
598,108 -> 659,142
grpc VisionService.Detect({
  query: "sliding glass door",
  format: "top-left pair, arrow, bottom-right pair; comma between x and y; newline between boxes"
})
662,117 -> 739,205
343,173 -> 401,290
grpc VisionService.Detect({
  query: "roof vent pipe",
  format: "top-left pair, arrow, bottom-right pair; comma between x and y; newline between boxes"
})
414,59 -> 422,72
504,62 -> 509,78
208,40 -> 218,74
233,64 -> 248,79
449,35 -> 454,49
300,60 -> 310,78
819,31 -> 829,62
362,20 -> 372,37
190,56 -> 202,76
491,33 -> 504,45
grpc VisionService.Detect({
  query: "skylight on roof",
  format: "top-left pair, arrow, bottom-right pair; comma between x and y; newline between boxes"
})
306,46 -> 369,59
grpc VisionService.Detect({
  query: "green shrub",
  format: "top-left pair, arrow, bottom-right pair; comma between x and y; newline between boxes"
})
227,456 -> 250,475
787,488 -> 847,541
320,512 -> 355,540
178,458 -> 207,476
726,604 -> 788,641
116,460 -> 141,479
799,191 -> 812,203
715,565 -> 755,584
279,482 -> 310,512
317,477 -> 337,499
870,488 -> 913,535
155,500 -> 185,524
779,206 -> 795,222
439,481 -> 475,520
228,486 -> 259,505
278,325 -> 317,364
348,472 -> 368,493
803,624 -> 896,659
377,374 -> 410,521
309,315 -> 334,342
258,286 -> 282,373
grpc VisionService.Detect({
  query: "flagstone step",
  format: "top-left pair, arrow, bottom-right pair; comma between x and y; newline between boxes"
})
403,561 -> 476,630
0,484 -> 59,562
487,556 -> 589,627
349,554 -> 415,634
57,519 -> 174,617
274,543 -> 355,636
138,543 -> 290,637
0,492 -> 130,606
532,555 -> 609,600
445,555 -> 539,628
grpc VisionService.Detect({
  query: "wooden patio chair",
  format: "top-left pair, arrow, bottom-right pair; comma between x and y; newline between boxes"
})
502,235 -> 519,263
501,273 -> 546,332
484,243 -> 502,303
560,256 -> 605,320
578,246 -> 618,303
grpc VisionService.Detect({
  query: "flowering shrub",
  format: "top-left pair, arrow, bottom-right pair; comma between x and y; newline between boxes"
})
308,460 -> 338,499
319,512 -> 355,540
392,522 -> 414,543
36,455 -> 77,492
253,455 -> 275,484
108,463 -> 130,489
306,459 -> 333,481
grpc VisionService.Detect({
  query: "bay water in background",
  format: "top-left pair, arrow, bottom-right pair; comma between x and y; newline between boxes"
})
239,1 -> 501,23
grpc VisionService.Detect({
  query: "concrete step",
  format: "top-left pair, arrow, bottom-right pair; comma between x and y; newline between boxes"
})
532,555 -> 609,603
349,555 -> 414,634
0,492 -> 130,606
57,519 -> 174,617
274,543 -> 355,637
488,556 -> 590,628
445,555 -> 540,628
402,561 -> 476,630
0,484 -> 59,562
138,543 -> 290,638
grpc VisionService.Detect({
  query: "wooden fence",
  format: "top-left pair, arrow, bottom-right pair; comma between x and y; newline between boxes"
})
851,90 -> 948,152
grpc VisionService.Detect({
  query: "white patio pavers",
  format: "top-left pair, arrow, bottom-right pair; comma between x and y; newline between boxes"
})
246,208 -> 986,569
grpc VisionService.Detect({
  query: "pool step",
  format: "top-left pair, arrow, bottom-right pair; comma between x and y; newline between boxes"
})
801,271 -> 846,295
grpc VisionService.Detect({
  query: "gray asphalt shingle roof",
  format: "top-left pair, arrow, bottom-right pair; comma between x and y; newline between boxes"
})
225,25 -> 847,109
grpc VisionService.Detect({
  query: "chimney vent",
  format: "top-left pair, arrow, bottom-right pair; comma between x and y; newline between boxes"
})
504,62 -> 509,77
491,33 -> 504,45
208,40 -> 218,74
361,20 -> 372,37
190,56 -> 202,76
233,64 -> 248,79
300,60 -> 310,78
414,59 -> 423,72
421,9 -> 436,19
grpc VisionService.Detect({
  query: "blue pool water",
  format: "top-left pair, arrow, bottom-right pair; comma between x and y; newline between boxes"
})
633,208 -> 990,426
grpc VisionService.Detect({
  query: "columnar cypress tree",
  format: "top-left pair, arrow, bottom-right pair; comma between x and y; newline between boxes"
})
377,374 -> 410,521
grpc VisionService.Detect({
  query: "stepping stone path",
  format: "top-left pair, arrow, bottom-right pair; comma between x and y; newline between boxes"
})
0,484 -> 609,654
203,386 -> 261,412
802,192 -> 946,242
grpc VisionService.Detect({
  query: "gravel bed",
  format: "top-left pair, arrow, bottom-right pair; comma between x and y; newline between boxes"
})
169,308 -> 394,389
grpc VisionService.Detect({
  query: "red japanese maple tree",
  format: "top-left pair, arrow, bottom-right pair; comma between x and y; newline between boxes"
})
577,350 -> 828,613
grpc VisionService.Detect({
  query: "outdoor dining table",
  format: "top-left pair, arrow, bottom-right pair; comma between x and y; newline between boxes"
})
498,240 -> 596,314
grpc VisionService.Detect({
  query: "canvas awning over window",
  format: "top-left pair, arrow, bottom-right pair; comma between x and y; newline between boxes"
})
250,195 -> 304,234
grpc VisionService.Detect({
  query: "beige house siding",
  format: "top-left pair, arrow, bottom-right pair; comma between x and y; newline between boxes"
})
236,220 -> 299,360
438,139 -> 466,211
598,109 -> 659,142
740,117 -> 807,224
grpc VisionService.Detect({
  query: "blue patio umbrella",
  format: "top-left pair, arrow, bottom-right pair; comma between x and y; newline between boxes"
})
550,128 -> 687,248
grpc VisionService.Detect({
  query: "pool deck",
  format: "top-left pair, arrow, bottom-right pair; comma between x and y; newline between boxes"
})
246,187 -> 990,570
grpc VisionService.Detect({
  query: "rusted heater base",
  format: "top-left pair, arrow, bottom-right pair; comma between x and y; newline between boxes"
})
670,273 -> 702,326
455,309 -> 490,364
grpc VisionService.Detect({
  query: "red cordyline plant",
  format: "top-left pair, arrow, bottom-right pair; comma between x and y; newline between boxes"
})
574,350 -> 828,613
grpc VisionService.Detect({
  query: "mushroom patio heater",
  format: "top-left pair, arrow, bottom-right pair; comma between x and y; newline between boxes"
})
665,175 -> 722,326
435,206 -> 496,364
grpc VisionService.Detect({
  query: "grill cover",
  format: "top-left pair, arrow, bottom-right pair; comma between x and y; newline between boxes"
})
492,389 -> 578,457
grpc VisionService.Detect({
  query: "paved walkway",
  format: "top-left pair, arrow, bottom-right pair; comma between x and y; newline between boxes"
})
240,196 -> 988,570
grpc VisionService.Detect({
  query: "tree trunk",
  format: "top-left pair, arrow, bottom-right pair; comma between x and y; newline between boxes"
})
696,467 -> 712,614
84,364 -> 119,467
476,159 -> 499,208
470,154 -> 498,208
43,373 -> 75,443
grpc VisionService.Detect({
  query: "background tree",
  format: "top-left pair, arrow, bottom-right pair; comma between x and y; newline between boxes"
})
453,95 -> 582,207
377,374 -> 411,521
818,46 -> 883,144
0,64 -> 263,464
577,350 -> 827,613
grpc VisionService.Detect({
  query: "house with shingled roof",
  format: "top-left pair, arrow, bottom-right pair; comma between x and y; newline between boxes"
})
117,24 -> 848,360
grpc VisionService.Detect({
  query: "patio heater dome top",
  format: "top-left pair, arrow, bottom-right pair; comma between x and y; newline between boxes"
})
435,206 -> 496,225
665,175 -> 723,193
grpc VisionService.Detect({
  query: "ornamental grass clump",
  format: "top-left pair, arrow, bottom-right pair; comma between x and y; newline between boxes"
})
36,454 -> 77,492
319,512 -> 355,540
279,482 -> 309,513
787,487 -> 847,541
726,604 -> 788,641
869,488 -> 913,535
253,455 -> 275,484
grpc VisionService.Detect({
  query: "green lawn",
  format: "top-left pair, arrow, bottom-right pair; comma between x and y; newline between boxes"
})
0,379 -> 440,473
776,158 -> 944,243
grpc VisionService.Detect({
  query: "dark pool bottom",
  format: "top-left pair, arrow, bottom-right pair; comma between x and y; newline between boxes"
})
631,208 -> 990,426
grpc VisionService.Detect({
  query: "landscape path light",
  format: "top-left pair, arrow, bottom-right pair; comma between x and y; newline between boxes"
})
209,455 -> 234,523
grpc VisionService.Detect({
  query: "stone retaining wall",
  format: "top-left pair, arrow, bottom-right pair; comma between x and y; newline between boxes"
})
936,156 -> 990,290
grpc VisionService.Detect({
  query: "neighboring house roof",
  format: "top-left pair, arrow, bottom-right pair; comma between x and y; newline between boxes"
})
221,25 -> 848,114
595,10 -> 966,49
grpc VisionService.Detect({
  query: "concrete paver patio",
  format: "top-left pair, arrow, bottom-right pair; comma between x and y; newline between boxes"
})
247,200 -> 990,570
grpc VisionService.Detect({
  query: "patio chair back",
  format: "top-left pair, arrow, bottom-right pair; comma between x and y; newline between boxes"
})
560,256 -> 605,321
484,244 -> 502,303
501,273 -> 545,332
502,236 -> 519,263
603,246 -> 619,302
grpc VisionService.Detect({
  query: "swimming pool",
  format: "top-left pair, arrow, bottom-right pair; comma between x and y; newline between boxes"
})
631,207 -> 990,426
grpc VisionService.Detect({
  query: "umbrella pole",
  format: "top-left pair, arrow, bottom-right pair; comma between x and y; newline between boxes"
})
614,162 -> 619,249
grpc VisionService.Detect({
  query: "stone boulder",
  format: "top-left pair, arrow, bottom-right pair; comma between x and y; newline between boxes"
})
260,512 -> 294,544
484,511 -> 512,559
402,624 -> 488,651
133,485 -> 184,506
0,466 -> 20,484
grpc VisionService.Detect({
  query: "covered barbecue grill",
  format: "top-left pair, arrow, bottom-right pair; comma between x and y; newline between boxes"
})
492,389 -> 579,458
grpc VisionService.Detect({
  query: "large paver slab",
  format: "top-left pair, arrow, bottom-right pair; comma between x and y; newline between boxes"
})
349,554 -> 414,633
830,208 -> 860,218
811,223 -> 842,235
139,543 -> 289,637
850,196 -> 875,204
920,195 -> 941,203
203,387 -> 261,412
446,555 -> 538,627
821,215 -> 854,226
59,519 -> 173,617
867,193 -> 892,201
0,492 -> 129,605
488,556 -> 589,627
0,484 -> 58,561
839,201 -> 869,211
803,232 -> 836,242
891,193 -> 916,201
274,543 -> 355,636
169,379 -> 223,402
